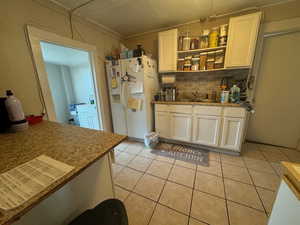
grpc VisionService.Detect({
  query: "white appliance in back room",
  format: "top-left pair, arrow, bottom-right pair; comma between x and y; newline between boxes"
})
106,55 -> 159,139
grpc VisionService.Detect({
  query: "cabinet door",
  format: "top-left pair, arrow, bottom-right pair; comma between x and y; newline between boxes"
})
158,29 -> 178,72
225,12 -> 261,68
220,117 -> 245,151
192,115 -> 221,147
155,112 -> 170,138
170,113 -> 192,142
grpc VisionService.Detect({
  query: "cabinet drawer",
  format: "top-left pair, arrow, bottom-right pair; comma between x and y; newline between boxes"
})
169,105 -> 193,114
193,106 -> 222,116
223,107 -> 246,118
155,104 -> 169,112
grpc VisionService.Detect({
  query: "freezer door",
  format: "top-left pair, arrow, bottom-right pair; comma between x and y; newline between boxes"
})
111,103 -> 127,135
120,58 -> 144,94
126,94 -> 149,139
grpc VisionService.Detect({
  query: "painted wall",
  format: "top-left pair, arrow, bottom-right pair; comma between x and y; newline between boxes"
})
123,1 -> 300,59
69,65 -> 95,104
0,0 -> 121,131
45,63 -> 70,124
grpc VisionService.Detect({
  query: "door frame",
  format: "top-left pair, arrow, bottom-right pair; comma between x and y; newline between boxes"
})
249,17 -> 300,103
26,25 -> 106,130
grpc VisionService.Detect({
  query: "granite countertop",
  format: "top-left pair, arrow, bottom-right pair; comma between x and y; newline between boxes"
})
152,101 -> 242,107
281,161 -> 300,200
0,121 -> 126,225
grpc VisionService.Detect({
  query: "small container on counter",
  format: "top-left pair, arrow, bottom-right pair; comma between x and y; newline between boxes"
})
200,29 -> 210,49
214,49 -> 225,69
199,52 -> 207,70
177,58 -> 185,71
221,90 -> 230,103
191,57 -> 200,71
206,51 -> 215,70
209,27 -> 220,48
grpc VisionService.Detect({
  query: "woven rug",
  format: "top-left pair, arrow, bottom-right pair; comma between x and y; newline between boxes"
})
152,142 -> 209,167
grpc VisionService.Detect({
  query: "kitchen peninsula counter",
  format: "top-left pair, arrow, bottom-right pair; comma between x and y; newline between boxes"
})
0,121 -> 126,225
152,101 -> 242,107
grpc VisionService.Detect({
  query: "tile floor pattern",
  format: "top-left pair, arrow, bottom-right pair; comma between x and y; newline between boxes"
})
112,141 -> 300,225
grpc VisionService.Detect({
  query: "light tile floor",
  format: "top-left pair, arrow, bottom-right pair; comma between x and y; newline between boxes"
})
112,141 -> 300,225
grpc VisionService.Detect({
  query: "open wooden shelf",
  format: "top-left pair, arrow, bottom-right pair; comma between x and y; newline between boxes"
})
175,68 -> 227,73
177,46 -> 226,54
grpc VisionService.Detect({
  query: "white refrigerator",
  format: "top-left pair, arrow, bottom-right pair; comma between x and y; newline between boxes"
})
106,55 -> 159,139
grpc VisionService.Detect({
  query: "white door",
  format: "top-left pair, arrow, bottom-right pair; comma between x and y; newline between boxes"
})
155,112 -> 170,138
225,12 -> 261,68
170,113 -> 192,142
220,117 -> 244,151
193,115 -> 221,147
247,31 -> 300,148
158,29 -> 178,72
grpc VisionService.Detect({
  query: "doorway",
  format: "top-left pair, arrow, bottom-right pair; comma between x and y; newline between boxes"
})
40,42 -> 100,130
27,26 -> 107,130
247,30 -> 300,148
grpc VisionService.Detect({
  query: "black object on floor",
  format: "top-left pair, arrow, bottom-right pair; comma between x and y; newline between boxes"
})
69,199 -> 128,225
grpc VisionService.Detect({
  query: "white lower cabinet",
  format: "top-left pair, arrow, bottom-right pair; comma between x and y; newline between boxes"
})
155,111 -> 170,138
154,104 -> 247,152
170,113 -> 192,142
220,117 -> 244,151
192,115 -> 221,147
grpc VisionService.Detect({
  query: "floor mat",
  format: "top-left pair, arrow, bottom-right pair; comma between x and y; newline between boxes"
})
152,142 -> 209,166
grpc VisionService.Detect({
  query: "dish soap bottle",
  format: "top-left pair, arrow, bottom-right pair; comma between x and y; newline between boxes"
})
230,85 -> 240,103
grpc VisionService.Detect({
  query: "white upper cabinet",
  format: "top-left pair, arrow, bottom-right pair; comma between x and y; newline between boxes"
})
192,115 -> 221,147
225,12 -> 262,68
170,113 -> 192,142
158,29 -> 178,72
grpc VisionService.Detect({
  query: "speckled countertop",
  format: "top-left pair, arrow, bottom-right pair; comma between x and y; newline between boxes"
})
152,101 -> 242,107
0,121 -> 126,225
281,162 -> 300,200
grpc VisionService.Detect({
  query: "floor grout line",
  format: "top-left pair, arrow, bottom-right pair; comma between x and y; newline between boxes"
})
114,141 -> 284,224
241,156 -> 269,217
146,151 -> 177,225
220,155 -> 231,225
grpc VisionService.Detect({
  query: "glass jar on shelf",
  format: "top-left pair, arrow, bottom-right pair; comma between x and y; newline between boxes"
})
178,32 -> 185,51
182,32 -> 191,51
200,29 -> 210,49
206,51 -> 216,70
191,56 -> 200,71
214,49 -> 225,69
190,37 -> 199,50
209,27 -> 220,48
199,52 -> 207,70
177,58 -> 185,71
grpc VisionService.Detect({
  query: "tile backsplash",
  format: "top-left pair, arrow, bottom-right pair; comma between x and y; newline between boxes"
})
162,69 -> 249,100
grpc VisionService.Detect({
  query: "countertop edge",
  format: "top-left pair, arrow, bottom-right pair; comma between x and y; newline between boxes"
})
152,101 -> 242,107
281,161 -> 300,200
1,135 -> 127,225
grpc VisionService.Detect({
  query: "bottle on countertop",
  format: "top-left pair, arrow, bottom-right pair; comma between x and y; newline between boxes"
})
230,85 -> 241,103
5,90 -> 28,132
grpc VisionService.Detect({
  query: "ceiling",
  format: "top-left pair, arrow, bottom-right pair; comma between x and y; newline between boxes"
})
41,42 -> 90,67
50,0 -> 288,37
